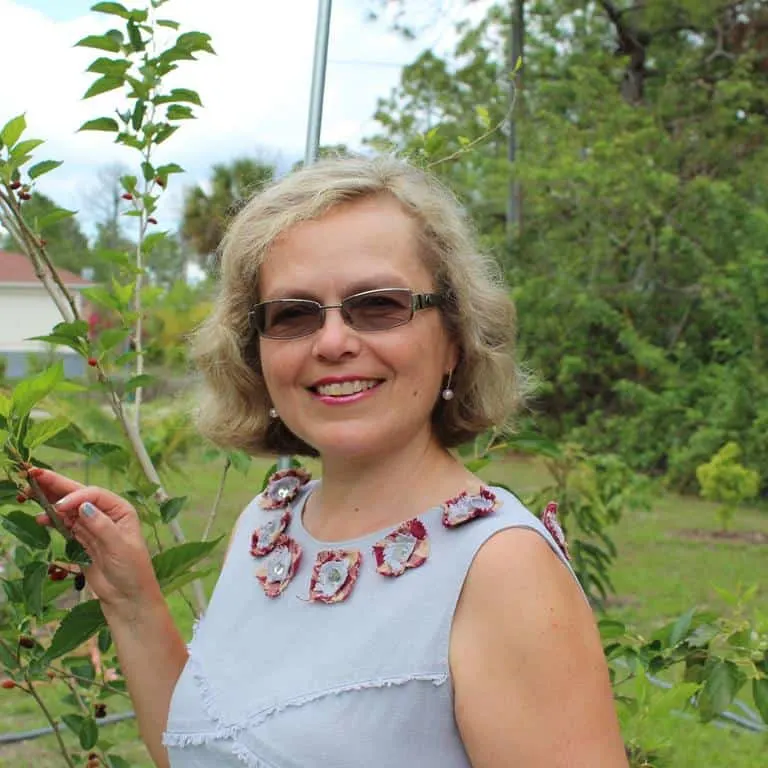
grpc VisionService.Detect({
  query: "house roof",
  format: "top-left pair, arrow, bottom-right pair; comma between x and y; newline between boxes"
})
0,250 -> 91,286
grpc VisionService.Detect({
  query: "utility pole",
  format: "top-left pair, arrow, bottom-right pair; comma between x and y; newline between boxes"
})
278,0 -> 333,472
506,0 -> 524,240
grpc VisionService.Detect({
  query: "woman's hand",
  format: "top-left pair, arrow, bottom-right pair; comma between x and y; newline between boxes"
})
29,467 -> 162,620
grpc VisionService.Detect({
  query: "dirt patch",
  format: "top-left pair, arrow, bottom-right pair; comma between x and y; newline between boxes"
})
674,528 -> 768,546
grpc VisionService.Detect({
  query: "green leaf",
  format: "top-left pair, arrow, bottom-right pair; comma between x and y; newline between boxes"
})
598,619 -> 626,640
133,102 -> 147,133
157,19 -> 180,29
127,20 -> 144,51
79,117 -> 120,133
669,607 -> 697,646
91,2 -> 131,19
26,334 -> 85,355
65,538 -> 91,566
155,162 -> 184,176
38,208 -> 76,229
61,713 -> 84,734
23,561 -> 48,617
160,567 -> 213,597
79,716 -> 99,750
87,57 -> 131,76
26,416 -> 71,450
175,31 -> 215,55
12,138 -> 44,157
124,374 -> 153,393
28,160 -> 63,179
697,660 -> 746,722
1,114 -> 26,148
166,104 -> 194,120
11,362 -> 65,419
154,124 -> 178,144
98,627 -> 112,653
152,539 -> 222,588
75,34 -> 121,53
0,478 -> 19,502
84,75 -> 124,99
81,286 -> 122,311
160,496 -> 187,524
1,510 -> 51,550
753,678 -> 768,724
98,327 -> 130,352
155,88 -> 202,106
43,600 -> 106,662
105,754 -> 131,768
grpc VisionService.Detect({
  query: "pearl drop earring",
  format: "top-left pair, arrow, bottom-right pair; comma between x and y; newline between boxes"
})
441,371 -> 455,401
269,407 -> 278,419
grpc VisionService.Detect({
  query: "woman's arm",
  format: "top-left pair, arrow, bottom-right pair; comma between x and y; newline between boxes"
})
450,528 -> 628,767
31,469 -> 188,768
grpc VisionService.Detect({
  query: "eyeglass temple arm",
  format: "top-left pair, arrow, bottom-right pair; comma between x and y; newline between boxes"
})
414,293 -> 442,311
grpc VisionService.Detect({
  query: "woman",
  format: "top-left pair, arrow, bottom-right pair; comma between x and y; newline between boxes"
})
34,156 -> 628,767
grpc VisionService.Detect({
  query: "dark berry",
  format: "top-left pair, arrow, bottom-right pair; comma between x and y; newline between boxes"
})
94,703 -> 107,718
47,565 -> 68,582
19,192 -> 32,201
16,493 -> 26,503
1,680 -> 16,689
147,217 -> 158,225
121,192 -> 133,200
88,753 -> 99,760
74,572 -> 86,591
154,176 -> 165,187
19,636 -> 34,649
10,180 -> 21,190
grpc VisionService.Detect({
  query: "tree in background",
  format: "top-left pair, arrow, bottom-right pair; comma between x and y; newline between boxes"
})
367,0 -> 768,492
181,157 -> 274,274
0,192 -> 91,276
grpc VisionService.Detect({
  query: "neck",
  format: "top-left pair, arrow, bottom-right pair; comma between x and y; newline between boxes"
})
304,430 -> 479,541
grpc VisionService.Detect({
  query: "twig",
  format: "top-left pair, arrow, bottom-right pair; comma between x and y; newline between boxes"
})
202,457 -> 231,541
24,678 -> 77,768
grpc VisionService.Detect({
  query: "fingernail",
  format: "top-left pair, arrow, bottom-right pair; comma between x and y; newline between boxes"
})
26,467 -> 42,478
80,502 -> 97,518
55,494 -> 74,509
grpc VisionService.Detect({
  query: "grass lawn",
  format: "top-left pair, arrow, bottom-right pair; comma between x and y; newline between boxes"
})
1,451 -> 766,766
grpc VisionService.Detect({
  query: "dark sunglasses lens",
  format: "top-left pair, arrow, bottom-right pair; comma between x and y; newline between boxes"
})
262,301 -> 322,338
345,290 -> 413,331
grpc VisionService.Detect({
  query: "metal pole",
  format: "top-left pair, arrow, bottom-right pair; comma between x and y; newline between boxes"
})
304,0 -> 333,167
278,0 -> 332,472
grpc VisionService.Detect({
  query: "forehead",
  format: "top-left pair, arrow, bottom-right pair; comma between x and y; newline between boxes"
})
259,196 -> 432,299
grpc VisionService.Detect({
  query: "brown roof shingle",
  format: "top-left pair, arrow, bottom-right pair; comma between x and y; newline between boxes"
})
0,250 -> 91,286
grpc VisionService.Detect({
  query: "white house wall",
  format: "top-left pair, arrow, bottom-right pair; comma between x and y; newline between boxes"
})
0,285 -> 85,378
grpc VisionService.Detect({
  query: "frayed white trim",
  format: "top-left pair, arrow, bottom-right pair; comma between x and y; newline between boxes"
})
231,741 -> 277,768
238,671 -> 449,731
163,727 -> 237,747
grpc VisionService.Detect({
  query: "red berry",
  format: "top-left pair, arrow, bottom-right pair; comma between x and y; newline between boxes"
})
19,192 -> 32,201
147,217 -> 158,225
121,192 -> 133,200
87,357 -> 98,367
1,680 -> 16,689
47,565 -> 68,582
9,180 -> 21,190
16,493 -> 26,504
154,176 -> 165,188
88,753 -> 99,760
19,636 -> 34,649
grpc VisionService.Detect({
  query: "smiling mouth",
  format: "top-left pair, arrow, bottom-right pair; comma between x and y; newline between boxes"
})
311,379 -> 382,397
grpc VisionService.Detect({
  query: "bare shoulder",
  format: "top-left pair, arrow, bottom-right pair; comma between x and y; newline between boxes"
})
450,527 -> 628,768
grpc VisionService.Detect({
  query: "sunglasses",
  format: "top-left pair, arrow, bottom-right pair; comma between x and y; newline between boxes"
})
249,288 -> 443,340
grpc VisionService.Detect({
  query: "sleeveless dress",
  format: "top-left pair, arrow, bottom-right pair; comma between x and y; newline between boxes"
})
163,477 -> 577,767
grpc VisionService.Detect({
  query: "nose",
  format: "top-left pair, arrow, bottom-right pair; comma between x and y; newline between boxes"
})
310,306 -> 361,361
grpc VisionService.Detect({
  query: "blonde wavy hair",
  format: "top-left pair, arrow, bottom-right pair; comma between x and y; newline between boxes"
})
191,154 -> 523,456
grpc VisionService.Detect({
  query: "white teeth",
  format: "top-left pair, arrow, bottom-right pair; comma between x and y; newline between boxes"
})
315,380 -> 379,397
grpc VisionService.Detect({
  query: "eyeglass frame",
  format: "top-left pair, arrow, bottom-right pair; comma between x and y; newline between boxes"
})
248,287 -> 444,340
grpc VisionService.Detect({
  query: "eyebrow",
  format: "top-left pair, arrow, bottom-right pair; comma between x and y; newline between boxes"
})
262,275 -> 411,302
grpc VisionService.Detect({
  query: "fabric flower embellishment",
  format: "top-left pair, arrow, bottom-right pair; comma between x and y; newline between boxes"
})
250,510 -> 291,557
442,487 -> 499,528
255,535 -> 302,598
373,520 -> 429,577
308,550 -> 362,604
260,468 -> 311,510
541,501 -> 570,561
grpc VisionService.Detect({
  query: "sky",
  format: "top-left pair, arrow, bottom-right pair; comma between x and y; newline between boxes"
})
0,0 -> 468,235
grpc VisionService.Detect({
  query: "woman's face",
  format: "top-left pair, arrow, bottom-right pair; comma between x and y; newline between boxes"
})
257,195 -> 458,462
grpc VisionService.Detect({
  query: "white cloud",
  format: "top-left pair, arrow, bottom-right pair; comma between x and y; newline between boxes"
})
1,0 -> 443,233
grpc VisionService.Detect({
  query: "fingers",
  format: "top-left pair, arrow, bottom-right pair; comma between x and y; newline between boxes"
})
53,488 -> 136,525
25,467 -> 84,504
